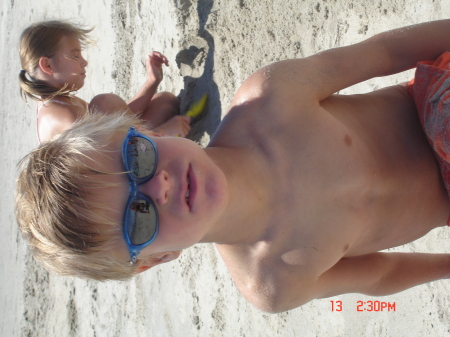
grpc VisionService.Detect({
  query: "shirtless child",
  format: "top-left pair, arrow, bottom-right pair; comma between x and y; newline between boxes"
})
19,21 -> 190,142
15,19 -> 450,313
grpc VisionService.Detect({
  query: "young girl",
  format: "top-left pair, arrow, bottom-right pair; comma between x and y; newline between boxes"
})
19,20 -> 191,142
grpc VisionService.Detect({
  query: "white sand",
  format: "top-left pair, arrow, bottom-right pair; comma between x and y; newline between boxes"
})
2,1 -> 450,336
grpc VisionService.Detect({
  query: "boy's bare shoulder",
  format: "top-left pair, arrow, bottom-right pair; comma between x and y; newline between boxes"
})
211,64 -> 319,148
230,62 -> 319,108
215,242 -> 335,312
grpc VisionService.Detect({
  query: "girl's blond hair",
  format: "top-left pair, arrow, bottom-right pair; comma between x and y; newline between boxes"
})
15,111 -> 146,280
19,20 -> 93,102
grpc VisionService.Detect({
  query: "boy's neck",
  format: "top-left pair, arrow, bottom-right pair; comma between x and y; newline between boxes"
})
201,146 -> 271,246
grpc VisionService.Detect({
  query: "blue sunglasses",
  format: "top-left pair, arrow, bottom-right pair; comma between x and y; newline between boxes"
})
122,127 -> 159,264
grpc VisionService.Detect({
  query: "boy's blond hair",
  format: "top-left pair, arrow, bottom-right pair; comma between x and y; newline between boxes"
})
19,20 -> 94,102
15,112 -> 145,281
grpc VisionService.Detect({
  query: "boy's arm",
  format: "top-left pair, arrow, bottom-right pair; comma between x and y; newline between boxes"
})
127,52 -> 168,115
270,252 -> 450,313
260,19 -> 450,102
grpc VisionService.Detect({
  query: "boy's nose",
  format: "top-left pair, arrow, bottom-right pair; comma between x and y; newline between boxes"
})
138,170 -> 170,206
81,56 -> 88,68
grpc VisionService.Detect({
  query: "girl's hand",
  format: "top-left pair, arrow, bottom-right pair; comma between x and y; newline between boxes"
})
146,51 -> 169,84
155,116 -> 191,137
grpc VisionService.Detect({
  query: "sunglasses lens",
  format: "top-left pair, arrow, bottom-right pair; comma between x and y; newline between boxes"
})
127,199 -> 158,245
125,136 -> 157,179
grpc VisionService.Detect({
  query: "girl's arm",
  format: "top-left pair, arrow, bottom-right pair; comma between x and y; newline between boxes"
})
127,52 -> 168,115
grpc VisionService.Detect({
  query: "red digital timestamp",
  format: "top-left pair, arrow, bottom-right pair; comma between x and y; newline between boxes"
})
330,300 -> 396,312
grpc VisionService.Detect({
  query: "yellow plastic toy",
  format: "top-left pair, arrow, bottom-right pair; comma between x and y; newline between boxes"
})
186,94 -> 208,118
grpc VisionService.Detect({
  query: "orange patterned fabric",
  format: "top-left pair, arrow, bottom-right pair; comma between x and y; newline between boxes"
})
408,52 -> 450,225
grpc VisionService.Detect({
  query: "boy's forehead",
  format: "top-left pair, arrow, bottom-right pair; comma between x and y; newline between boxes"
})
85,136 -> 129,227
98,150 -> 122,172
85,133 -> 126,173
87,127 -> 159,173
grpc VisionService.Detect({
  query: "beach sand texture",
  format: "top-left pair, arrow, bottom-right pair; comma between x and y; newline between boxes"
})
2,1 -> 450,336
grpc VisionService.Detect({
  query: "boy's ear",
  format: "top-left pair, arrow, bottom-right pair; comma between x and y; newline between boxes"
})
135,250 -> 181,274
38,57 -> 54,75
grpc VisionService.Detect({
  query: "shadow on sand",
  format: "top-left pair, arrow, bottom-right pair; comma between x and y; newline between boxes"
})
175,0 -> 222,143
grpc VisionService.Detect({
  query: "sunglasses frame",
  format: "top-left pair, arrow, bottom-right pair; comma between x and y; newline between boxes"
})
122,126 -> 159,265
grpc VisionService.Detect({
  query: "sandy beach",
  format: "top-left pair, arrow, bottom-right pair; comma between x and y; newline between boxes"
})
2,1 -> 450,336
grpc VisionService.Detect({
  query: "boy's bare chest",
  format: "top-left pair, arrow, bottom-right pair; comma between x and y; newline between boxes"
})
235,88 -> 448,257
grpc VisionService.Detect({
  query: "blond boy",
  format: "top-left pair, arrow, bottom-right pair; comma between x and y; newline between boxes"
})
16,19 -> 450,313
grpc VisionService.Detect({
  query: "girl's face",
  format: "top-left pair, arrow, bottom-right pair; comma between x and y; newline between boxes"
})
49,35 -> 88,90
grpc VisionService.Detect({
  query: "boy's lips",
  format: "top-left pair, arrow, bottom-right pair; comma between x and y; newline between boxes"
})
186,165 -> 197,211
